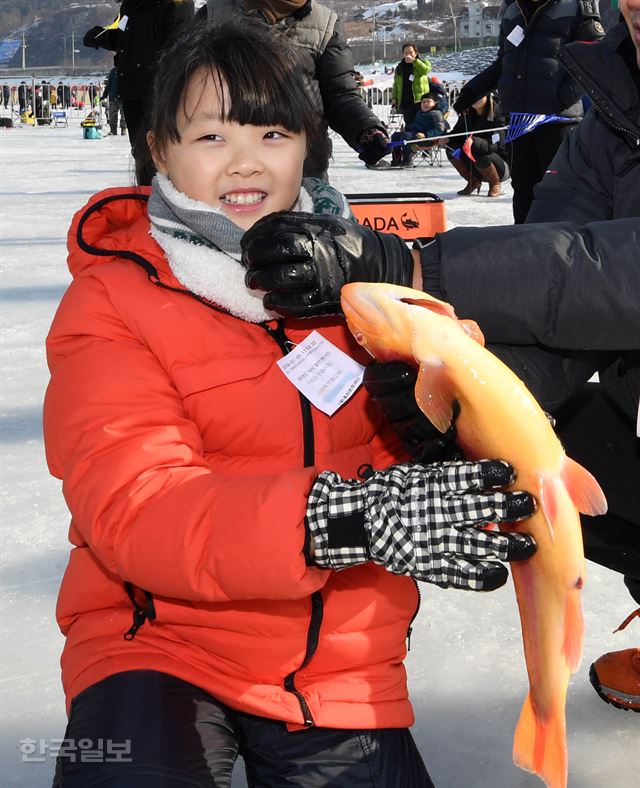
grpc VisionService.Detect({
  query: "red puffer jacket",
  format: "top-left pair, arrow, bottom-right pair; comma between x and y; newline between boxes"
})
44,187 -> 419,729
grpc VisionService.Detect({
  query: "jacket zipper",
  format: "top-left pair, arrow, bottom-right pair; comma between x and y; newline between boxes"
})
406,579 -> 422,652
559,51 -> 640,146
123,581 -> 156,641
261,320 -> 322,726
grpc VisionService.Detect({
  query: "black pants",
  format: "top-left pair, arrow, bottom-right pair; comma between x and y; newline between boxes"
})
52,671 -> 434,788
509,122 -> 576,224
555,383 -> 640,605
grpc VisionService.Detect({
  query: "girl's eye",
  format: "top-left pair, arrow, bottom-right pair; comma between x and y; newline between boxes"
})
199,133 -> 224,142
264,130 -> 289,140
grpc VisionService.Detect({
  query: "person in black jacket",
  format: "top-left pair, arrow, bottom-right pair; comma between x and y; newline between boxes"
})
447,92 -> 509,197
453,0 -> 604,223
198,0 -> 390,176
239,14 -> 640,713
83,0 -> 194,183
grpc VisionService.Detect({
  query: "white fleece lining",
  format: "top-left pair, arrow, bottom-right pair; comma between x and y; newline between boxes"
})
151,178 -> 315,322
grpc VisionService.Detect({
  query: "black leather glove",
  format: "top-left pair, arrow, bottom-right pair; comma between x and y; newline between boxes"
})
83,26 -> 104,49
306,459 -> 537,591
364,361 -> 461,462
357,127 -> 390,165
452,86 -> 475,115
242,213 -> 414,317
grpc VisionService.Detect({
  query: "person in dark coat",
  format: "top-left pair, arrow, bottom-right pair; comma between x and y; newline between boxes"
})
453,0 -> 604,223
102,67 -> 127,135
17,82 -> 27,113
238,13 -> 640,713
447,92 -> 509,197
83,0 -> 194,183
199,0 -> 390,176
2,84 -> 9,109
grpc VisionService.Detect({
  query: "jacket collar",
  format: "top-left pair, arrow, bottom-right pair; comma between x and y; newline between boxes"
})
560,23 -> 640,147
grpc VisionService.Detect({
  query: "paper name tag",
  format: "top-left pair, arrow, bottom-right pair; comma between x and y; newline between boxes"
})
491,132 -> 500,143
409,74 -> 415,81
277,331 -> 365,416
118,15 -> 128,30
507,25 -> 525,46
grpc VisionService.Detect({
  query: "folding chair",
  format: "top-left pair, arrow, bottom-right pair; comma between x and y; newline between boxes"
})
412,139 -> 446,167
52,110 -> 68,128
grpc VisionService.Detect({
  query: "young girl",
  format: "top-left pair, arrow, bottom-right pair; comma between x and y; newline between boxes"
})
45,19 -> 534,788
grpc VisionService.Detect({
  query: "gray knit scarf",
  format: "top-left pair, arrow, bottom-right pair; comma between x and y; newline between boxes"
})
148,172 -> 350,257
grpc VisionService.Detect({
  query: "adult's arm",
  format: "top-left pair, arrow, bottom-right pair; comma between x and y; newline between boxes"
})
420,217 -> 640,351
316,19 -> 386,148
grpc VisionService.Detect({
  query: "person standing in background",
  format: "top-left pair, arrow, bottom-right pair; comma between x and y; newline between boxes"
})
198,0 -> 391,176
102,67 -> 127,136
82,0 -> 194,184
453,0 -> 604,223
392,42 -> 431,126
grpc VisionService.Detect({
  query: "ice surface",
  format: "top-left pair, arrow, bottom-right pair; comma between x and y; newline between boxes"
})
1,124 -> 638,788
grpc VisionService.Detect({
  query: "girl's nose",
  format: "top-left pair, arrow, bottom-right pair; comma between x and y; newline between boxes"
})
226,146 -> 264,176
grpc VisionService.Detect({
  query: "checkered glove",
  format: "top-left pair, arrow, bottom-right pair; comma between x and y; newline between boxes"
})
306,460 -> 536,591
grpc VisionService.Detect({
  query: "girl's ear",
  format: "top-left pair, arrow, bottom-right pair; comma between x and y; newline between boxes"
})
147,131 -> 167,175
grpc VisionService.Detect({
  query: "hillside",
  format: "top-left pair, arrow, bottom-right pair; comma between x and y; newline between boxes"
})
1,1 -> 119,68
0,0 -> 621,70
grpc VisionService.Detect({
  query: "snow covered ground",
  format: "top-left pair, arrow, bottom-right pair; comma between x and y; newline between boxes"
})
1,123 -> 638,788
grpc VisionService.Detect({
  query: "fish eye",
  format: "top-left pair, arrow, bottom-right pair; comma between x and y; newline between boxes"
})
354,331 -> 365,345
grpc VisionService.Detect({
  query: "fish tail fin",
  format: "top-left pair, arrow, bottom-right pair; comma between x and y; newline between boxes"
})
513,694 -> 568,788
561,456 -> 607,516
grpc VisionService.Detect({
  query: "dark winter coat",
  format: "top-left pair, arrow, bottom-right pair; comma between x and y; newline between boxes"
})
464,0 -> 604,118
92,0 -> 194,101
420,22 -> 640,422
202,0 -> 386,175
448,94 -> 507,160
406,108 -> 446,138
102,68 -> 120,101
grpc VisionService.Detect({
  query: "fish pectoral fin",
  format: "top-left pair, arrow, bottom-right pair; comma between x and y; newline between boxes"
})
414,360 -> 456,433
561,456 -> 608,516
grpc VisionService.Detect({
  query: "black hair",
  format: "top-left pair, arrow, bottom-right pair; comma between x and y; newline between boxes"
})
402,41 -> 418,53
149,18 -> 319,154
420,92 -> 439,102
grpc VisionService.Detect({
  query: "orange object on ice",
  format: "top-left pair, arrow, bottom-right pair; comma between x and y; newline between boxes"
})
346,192 -> 446,241
340,282 -> 608,788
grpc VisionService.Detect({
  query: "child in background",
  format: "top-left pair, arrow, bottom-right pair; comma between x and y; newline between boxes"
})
45,19 -> 535,788
391,92 -> 447,167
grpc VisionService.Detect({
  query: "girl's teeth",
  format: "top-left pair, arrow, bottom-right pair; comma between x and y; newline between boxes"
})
223,192 -> 264,205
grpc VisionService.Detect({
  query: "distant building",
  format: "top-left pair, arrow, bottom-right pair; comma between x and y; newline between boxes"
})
459,1 -> 501,41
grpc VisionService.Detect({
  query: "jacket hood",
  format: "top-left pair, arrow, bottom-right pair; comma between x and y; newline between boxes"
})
560,23 -> 640,147
67,186 -> 170,281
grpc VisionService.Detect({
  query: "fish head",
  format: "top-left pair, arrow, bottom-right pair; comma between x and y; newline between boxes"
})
341,282 -> 481,362
341,282 -> 426,363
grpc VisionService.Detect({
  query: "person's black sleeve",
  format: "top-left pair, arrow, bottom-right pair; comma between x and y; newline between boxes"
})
315,19 -> 386,149
419,218 -> 640,352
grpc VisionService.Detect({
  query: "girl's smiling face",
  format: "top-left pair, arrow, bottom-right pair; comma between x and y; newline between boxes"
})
149,69 -> 307,231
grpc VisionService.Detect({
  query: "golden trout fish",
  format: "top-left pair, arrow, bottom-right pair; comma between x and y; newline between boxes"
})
341,282 -> 607,788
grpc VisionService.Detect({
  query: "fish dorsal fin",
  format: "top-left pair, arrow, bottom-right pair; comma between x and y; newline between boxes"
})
415,360 -> 455,434
401,297 -> 486,347
561,456 -> 608,516
401,296 -> 457,319
459,319 -> 486,347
